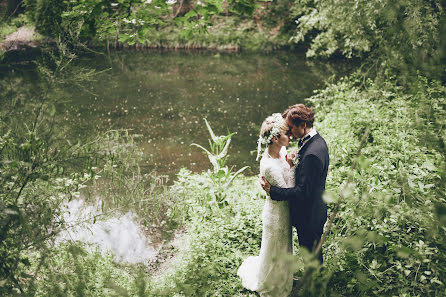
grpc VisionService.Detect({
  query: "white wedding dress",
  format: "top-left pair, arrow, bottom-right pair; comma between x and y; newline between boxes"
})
238,148 -> 295,297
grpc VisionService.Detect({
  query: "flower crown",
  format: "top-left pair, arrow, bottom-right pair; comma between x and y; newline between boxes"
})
256,113 -> 286,161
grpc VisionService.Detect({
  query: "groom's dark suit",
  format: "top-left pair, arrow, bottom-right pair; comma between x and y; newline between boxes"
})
269,133 -> 329,262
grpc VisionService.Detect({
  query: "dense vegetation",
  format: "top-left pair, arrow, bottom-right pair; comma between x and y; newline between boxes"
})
1,0 -> 445,296
2,0 -> 445,75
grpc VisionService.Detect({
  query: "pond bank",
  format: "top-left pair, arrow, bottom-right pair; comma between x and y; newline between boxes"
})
0,19 -> 293,61
0,26 -> 42,51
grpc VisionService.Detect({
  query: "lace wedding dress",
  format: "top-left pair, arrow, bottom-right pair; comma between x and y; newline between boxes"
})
237,149 -> 295,297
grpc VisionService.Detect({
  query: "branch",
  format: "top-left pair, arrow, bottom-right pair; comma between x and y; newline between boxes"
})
9,1 -> 24,17
174,0 -> 184,18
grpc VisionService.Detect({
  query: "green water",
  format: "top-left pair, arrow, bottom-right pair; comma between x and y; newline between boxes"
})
4,50 -> 355,178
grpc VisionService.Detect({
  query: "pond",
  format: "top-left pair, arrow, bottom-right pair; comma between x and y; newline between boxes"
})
3,50 -> 355,179
72,50 -> 355,178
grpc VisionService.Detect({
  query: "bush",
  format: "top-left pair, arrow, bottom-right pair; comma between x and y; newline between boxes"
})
297,74 -> 446,296
25,0 -> 67,37
151,170 -> 264,296
33,242 -> 147,297
290,0 -> 444,81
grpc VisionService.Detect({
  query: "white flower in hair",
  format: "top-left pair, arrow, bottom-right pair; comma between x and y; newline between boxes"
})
256,113 -> 286,161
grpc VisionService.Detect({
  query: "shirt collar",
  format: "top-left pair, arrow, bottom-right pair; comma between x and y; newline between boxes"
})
304,128 -> 317,139
299,128 -> 317,148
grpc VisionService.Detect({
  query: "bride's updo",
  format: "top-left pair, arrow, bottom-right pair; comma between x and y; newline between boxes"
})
256,113 -> 287,160
259,113 -> 287,145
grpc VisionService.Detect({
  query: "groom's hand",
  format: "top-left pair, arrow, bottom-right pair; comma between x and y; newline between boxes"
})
259,176 -> 271,194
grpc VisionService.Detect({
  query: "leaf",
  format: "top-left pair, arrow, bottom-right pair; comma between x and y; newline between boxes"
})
396,246 -> 415,258
421,160 -> 436,171
118,34 -> 130,43
191,143 -> 212,156
3,208 -> 18,216
431,278 -> 443,285
185,9 -> 198,18
323,191 -> 337,204
342,236 -> 364,251
215,137 -> 231,160
204,118 -> 217,142
223,166 -> 249,188
208,154 -> 218,171
215,168 -> 227,178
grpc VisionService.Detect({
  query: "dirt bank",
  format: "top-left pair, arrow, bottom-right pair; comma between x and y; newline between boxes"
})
0,26 -> 40,52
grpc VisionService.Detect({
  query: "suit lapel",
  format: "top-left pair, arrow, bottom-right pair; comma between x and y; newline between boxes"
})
298,133 -> 319,156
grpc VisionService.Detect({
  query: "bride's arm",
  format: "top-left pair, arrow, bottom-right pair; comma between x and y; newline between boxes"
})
264,164 -> 288,189
288,164 -> 296,187
270,154 -> 323,201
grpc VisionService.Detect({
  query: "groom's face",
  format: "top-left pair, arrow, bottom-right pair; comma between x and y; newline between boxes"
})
287,119 -> 306,139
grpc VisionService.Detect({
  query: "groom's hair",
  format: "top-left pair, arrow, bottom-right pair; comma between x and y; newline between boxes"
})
283,104 -> 314,128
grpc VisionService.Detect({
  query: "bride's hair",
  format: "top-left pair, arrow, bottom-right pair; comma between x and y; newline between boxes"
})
259,114 -> 288,145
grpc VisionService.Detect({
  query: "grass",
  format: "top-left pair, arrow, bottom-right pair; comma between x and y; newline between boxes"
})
24,73 -> 446,296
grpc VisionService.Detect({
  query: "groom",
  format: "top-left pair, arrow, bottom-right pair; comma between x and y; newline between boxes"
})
260,104 -> 328,263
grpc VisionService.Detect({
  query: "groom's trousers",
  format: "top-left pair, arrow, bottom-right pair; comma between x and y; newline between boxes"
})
297,228 -> 323,263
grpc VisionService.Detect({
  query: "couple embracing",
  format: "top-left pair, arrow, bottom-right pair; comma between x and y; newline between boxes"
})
237,104 -> 329,297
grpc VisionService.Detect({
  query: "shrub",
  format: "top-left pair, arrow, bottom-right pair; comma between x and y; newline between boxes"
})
297,74 -> 446,296
25,0 -> 67,37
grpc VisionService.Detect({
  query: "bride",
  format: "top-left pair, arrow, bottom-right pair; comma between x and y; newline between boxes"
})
237,113 -> 295,297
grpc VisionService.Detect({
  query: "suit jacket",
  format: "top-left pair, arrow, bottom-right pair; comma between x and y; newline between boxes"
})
270,133 -> 329,235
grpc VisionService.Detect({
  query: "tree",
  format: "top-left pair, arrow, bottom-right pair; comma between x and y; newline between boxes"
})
290,0 -> 444,81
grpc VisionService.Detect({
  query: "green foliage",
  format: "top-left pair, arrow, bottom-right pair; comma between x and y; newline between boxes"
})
136,14 -> 288,51
0,83 -> 94,294
33,243 -> 149,297
290,0 -> 444,80
0,22 -> 17,43
297,74 -> 446,296
20,0 -> 264,48
24,0 -> 67,37
191,118 -> 248,211
152,171 -> 264,296
0,42 -> 135,295
16,0 -> 293,51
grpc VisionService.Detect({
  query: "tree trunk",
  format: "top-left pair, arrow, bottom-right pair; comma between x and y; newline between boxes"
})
173,0 -> 194,17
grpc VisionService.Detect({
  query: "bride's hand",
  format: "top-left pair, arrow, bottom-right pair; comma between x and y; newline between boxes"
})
259,176 -> 271,193
286,152 -> 296,167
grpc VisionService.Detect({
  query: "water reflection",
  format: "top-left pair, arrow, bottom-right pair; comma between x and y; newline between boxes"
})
57,198 -> 157,264
4,50 -> 355,180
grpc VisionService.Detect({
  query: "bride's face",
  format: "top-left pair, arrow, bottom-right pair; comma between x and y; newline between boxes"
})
276,130 -> 290,147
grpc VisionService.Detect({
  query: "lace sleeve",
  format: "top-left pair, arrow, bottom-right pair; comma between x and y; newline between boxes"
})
264,163 -> 288,188
287,165 -> 296,187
